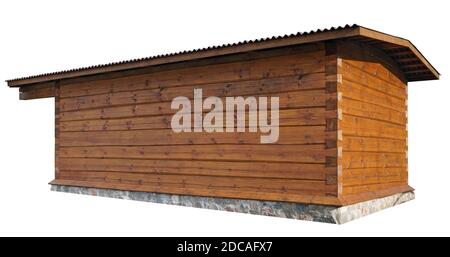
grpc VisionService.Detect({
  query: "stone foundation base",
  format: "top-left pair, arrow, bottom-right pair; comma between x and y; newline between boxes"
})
51,185 -> 414,224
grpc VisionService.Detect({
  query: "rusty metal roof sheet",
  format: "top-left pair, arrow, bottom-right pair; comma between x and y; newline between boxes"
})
6,24 -> 439,87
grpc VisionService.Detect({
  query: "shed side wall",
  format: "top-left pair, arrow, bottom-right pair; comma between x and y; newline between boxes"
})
52,43 -> 341,205
338,40 -> 412,204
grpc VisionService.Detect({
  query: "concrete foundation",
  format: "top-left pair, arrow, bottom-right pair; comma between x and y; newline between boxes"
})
51,185 -> 414,224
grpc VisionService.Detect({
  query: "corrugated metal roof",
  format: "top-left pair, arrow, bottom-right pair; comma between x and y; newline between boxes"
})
6,24 -> 439,87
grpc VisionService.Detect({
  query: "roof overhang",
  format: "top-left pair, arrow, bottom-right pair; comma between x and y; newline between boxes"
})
6,25 -> 439,88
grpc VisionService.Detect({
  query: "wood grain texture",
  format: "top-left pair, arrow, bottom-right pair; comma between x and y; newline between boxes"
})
59,126 -> 327,146
53,43 -> 341,205
59,90 -> 325,122
59,144 -> 334,163
324,41 -> 341,198
51,40 -> 412,206
19,82 -> 55,100
338,40 -> 409,200
59,73 -> 324,112
58,157 -> 335,180
60,107 -> 326,132
59,46 -> 324,98
56,171 -> 337,193
50,178 -> 341,205
55,82 -> 60,177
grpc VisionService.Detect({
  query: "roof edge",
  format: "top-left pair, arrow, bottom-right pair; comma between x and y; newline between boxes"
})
7,25 -> 439,87
358,26 -> 440,80
7,25 -> 362,87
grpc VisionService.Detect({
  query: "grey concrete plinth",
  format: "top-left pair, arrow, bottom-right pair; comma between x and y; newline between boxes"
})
51,185 -> 414,224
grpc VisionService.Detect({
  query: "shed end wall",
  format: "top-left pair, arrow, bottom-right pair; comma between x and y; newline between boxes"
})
337,40 -> 413,205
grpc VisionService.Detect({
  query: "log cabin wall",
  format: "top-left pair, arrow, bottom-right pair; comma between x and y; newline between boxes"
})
51,42 -> 342,206
337,40 -> 412,204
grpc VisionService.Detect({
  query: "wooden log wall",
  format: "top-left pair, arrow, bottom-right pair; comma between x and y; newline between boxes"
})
19,81 -> 55,100
337,40 -> 412,204
51,43 -> 342,206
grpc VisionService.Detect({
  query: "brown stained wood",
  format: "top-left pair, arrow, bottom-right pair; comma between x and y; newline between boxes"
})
342,61 -> 406,99
60,107 -> 326,132
58,157 -> 335,180
51,44 -> 338,205
60,72 -> 325,112
325,81 -> 337,93
341,115 -> 406,139
338,185 -> 413,205
58,44 -> 325,96
342,152 -> 406,169
341,80 -> 405,111
59,126 -> 327,147
56,170 -> 337,193
55,81 -> 61,176
19,82 -> 55,100
341,97 -> 406,125
338,40 -> 407,86
343,136 -> 406,153
59,144 -> 334,163
357,26 -> 439,81
50,179 -> 341,206
7,27 -> 436,208
342,181 -> 408,195
342,167 -> 407,186
59,90 -> 326,122
324,43 -> 340,198
345,176 -> 406,188
396,57 -> 418,63
325,156 -> 337,167
59,49 -> 324,100
338,40 -> 409,198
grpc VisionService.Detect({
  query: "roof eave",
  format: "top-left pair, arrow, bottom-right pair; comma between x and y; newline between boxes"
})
358,26 -> 440,80
6,25 -> 439,87
7,27 -> 362,87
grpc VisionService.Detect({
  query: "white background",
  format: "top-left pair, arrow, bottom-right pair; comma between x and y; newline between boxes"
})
0,0 -> 448,236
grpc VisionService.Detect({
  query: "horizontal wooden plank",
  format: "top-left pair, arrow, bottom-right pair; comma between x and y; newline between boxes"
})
19,82 -> 55,100
342,167 -> 407,186
343,136 -> 406,153
342,59 -> 406,89
60,71 -> 325,112
60,89 -> 326,122
342,181 -> 408,195
60,107 -> 326,132
338,184 -> 413,205
60,47 -> 324,98
341,115 -> 406,139
342,63 -> 406,100
342,152 -> 406,169
58,157 -> 335,180
342,97 -> 406,125
59,126 -> 327,146
59,144 -> 334,163
56,171 -> 336,194
345,175 -> 406,187
341,79 -> 405,111
51,178 -> 341,205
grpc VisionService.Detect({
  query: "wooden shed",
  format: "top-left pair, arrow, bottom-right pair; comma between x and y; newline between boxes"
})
7,25 -> 439,223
